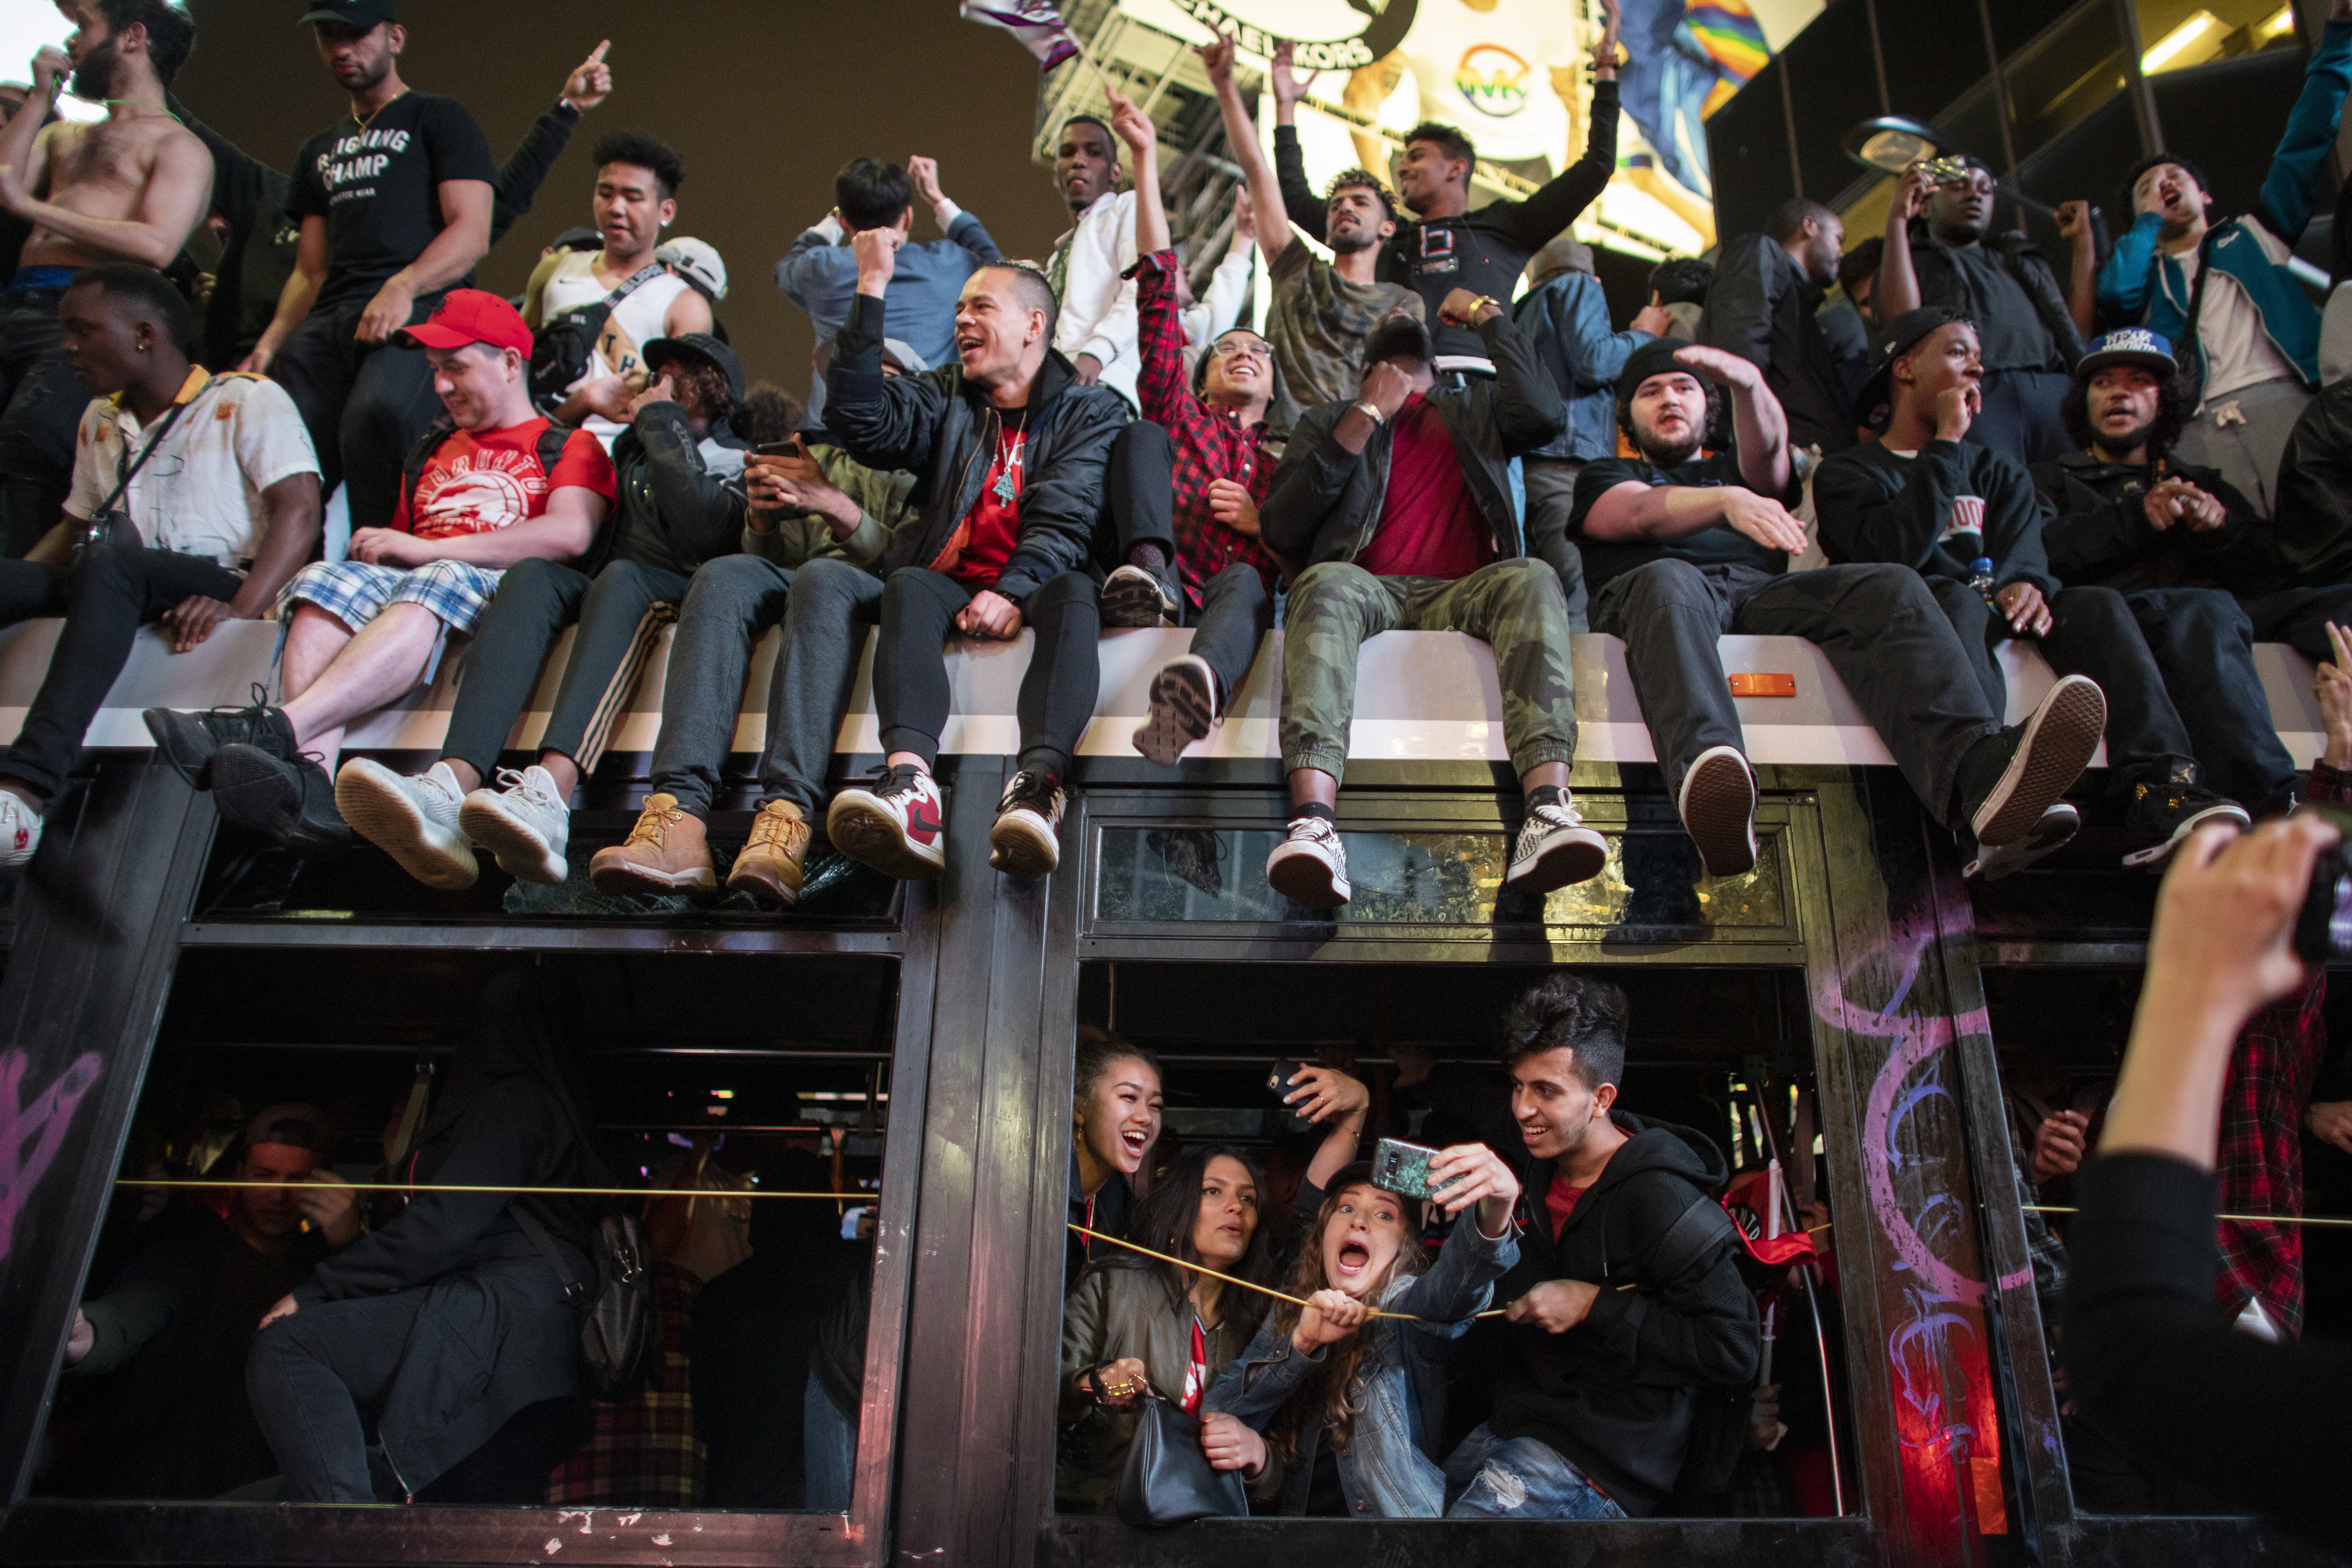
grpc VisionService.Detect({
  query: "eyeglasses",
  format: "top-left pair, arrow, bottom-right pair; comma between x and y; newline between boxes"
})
1208,336 -> 1271,361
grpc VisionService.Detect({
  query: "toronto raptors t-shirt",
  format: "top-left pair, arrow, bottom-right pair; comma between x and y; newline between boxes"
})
390,417 -> 617,539
289,93 -> 497,309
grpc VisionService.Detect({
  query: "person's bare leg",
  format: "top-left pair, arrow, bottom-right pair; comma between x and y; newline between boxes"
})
1287,767 -> 1337,813
279,603 -> 357,706
442,758 -> 483,793
280,603 -> 443,770
1520,761 -> 1571,797
534,751 -> 582,798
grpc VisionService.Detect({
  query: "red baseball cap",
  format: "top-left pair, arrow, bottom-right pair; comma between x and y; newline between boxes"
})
395,289 -> 534,358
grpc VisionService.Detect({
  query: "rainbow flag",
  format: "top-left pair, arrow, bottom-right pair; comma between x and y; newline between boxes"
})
1617,0 -> 1775,199
1688,0 -> 1771,115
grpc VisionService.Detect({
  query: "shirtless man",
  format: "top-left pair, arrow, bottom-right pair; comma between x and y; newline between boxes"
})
0,0 -> 211,555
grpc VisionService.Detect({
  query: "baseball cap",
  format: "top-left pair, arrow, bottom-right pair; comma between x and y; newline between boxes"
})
643,332 -> 745,404
2077,326 -> 2177,380
1853,305 -> 1972,423
243,1103 -> 334,1160
657,237 -> 728,302
1616,337 -> 1698,402
299,0 -> 398,28
395,288 -> 534,358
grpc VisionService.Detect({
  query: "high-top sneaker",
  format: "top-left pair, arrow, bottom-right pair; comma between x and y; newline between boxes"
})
827,764 -> 948,881
989,770 -> 1066,878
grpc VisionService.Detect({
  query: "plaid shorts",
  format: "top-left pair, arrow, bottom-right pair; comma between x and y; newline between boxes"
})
277,558 -> 505,636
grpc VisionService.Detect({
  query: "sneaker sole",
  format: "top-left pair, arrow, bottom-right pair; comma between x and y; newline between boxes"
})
1966,803 -> 2081,882
335,762 -> 479,890
1100,575 -> 1175,629
2120,802 -> 2252,869
989,814 -> 1061,879
212,747 -> 350,860
827,795 -> 947,881
587,853 -> 717,896
727,855 -> 804,906
1267,843 -> 1351,910
1974,676 -> 2106,847
1680,749 -> 1759,878
1506,825 -> 1610,897
459,793 -> 569,886
1133,665 -> 1215,767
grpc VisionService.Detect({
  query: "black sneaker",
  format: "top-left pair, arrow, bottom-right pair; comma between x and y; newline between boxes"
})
2119,781 -> 2250,869
1964,802 -> 2080,881
210,744 -> 352,860
144,685 -> 296,791
988,770 -> 1066,878
1962,674 -> 2106,848
1100,564 -> 1179,629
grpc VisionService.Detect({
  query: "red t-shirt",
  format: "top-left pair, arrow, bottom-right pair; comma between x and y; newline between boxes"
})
1545,1178 -> 1591,1242
928,423 -> 1027,588
391,416 -> 617,540
1180,1313 -> 1209,1416
1354,394 -> 1495,580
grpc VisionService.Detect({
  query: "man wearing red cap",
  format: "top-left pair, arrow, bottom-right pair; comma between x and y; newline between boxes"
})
145,288 -> 615,857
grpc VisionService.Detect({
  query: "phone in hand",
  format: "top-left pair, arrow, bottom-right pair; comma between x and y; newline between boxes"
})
1268,1058 -> 1306,1104
753,438 -> 803,458
1371,1137 -> 1458,1201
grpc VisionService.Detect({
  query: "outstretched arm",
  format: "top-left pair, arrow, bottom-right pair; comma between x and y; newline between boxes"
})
1675,344 -> 1790,495
1875,163 -> 1930,320
1200,36 -> 1292,262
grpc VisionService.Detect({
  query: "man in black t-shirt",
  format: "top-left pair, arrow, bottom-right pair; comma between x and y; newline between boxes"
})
243,0 -> 498,530
1573,338 -> 2107,882
1275,10 -> 1623,365
1819,310 -> 2260,868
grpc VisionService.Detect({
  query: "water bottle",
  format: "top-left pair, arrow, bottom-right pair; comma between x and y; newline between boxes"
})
1968,557 -> 1996,605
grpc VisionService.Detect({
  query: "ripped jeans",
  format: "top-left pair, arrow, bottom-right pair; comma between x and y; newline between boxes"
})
1442,1424 -> 1627,1520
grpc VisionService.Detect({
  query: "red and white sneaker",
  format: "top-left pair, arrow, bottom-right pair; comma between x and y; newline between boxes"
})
0,789 -> 41,868
827,764 -> 948,881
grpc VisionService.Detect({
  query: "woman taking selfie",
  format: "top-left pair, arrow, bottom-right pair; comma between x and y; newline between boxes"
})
1057,1145 -> 1277,1512
1200,1144 -> 1520,1516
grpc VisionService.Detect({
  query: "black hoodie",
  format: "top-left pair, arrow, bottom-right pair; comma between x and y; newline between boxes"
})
1487,1110 -> 1760,1517
2030,448 -> 2280,596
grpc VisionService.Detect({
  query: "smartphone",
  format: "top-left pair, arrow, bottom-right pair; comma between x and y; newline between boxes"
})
1268,1058 -> 1306,1103
753,438 -> 803,458
1371,1137 -> 1458,1201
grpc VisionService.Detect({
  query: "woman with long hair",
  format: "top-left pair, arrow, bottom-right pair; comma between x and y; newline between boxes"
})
1066,1033 -> 1163,1283
1200,1144 -> 1519,1516
1057,1144 -> 1277,1512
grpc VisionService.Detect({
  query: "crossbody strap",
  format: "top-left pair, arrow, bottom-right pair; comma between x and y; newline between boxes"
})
97,368 -> 211,524
513,1203 -> 586,1303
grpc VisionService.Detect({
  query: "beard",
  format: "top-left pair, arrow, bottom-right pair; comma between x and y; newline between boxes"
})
1328,223 -> 1376,256
69,39 -> 119,102
2096,416 -> 2156,457
342,48 -> 393,94
1634,419 -> 1704,468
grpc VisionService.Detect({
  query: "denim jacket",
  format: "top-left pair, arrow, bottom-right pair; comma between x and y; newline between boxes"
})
1204,1213 -> 1517,1517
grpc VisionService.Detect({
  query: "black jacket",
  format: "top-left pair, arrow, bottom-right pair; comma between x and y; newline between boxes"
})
1488,1111 -> 1759,1518
822,293 -> 1130,600
1903,222 -> 2086,375
1261,310 -> 1566,566
2275,380 -> 2352,586
1703,234 -> 1865,455
288,974 -> 595,1497
607,404 -> 752,577
2031,449 -> 2279,595
1815,436 -> 2058,595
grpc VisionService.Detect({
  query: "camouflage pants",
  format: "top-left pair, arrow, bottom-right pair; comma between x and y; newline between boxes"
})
1280,558 -> 1578,787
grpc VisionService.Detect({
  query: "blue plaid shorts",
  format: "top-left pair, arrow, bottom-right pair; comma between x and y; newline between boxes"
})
277,559 -> 505,636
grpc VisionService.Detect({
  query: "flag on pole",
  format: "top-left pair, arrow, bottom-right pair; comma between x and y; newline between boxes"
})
959,1 -> 1081,71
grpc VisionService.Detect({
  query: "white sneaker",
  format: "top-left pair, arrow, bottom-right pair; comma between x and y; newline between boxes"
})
1132,654 -> 1217,766
0,789 -> 42,868
1505,795 -> 1609,896
459,765 -> 572,885
988,769 -> 1067,878
827,764 -> 948,881
1267,815 -> 1351,909
334,758 -> 477,889
1678,745 -> 1758,878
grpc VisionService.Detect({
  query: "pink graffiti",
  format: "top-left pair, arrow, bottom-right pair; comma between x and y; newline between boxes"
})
0,1048 -> 105,1260
1813,923 -> 2030,1303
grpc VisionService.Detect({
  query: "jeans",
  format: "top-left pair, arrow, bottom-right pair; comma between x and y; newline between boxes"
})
1591,560 -> 1998,824
2118,585 -> 2300,806
1183,561 -> 1275,703
803,1367 -> 858,1513
1521,456 -> 1589,632
247,1290 -> 433,1502
2238,584 -> 2352,664
1281,556 -> 1577,786
0,283 -> 83,557
441,556 -> 689,780
1443,1424 -> 1627,1520
877,565 -> 1101,778
268,297 -> 445,531
1102,419 -> 1277,697
0,546 -> 244,798
1966,368 -> 2073,469
1927,578 -> 2218,798
647,553 -> 806,819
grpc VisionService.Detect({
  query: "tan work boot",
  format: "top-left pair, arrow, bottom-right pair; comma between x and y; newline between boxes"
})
728,799 -> 811,906
588,793 -> 717,895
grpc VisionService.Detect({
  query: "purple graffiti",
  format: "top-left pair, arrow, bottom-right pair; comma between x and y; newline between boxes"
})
0,1048 -> 105,1260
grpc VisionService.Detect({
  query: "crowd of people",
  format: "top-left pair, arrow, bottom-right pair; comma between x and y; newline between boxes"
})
9,0 -> 2352,1532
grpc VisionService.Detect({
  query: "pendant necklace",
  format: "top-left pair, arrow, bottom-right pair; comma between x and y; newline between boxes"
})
991,411 -> 1030,504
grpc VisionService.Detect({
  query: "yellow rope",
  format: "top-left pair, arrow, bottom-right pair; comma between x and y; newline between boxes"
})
2023,1204 -> 2352,1229
117,1178 -> 859,1200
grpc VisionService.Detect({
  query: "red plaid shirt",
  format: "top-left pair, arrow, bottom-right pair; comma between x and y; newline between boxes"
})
1133,250 -> 1282,608
2210,759 -> 2348,1336
546,1261 -> 706,1505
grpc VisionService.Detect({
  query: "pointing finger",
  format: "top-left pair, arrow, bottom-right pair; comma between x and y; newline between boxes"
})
587,39 -> 611,64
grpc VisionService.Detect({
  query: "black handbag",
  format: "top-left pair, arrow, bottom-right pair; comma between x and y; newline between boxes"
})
1110,1372 -> 1248,1529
